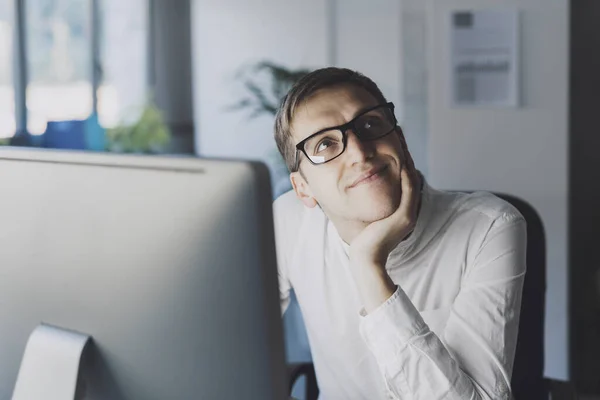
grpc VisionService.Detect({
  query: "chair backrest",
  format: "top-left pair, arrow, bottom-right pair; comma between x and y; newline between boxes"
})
492,193 -> 548,400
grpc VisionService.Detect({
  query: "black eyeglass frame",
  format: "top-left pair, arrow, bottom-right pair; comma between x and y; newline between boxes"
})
292,102 -> 398,172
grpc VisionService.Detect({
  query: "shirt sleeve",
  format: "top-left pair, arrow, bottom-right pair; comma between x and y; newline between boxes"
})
278,266 -> 291,315
359,212 -> 527,400
273,200 -> 292,315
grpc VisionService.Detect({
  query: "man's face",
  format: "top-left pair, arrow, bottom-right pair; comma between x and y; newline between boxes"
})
290,84 -> 407,224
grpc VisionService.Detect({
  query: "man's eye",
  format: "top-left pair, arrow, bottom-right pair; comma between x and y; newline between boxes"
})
316,139 -> 333,153
362,117 -> 382,130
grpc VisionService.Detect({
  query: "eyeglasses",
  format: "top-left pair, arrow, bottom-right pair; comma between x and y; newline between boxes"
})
293,102 -> 397,171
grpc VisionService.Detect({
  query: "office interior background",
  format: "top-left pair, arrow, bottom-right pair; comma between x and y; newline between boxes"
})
0,0 -> 598,398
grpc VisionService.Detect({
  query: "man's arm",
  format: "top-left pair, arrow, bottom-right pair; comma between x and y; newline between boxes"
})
279,268 -> 291,316
348,140 -> 526,398
273,198 -> 293,315
358,214 -> 526,399
348,138 -> 421,314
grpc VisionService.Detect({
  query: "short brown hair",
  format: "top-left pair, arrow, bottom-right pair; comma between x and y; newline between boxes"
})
274,67 -> 388,172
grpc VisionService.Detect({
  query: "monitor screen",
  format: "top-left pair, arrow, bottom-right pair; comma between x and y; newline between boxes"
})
0,148 -> 287,400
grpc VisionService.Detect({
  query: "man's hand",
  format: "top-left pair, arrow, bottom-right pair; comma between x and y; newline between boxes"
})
348,143 -> 422,312
349,146 -> 421,266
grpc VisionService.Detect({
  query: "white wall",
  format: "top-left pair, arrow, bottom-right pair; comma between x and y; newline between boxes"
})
426,0 -> 569,380
191,0 -> 328,159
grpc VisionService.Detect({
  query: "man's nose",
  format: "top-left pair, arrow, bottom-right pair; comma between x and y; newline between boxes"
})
344,130 -> 375,165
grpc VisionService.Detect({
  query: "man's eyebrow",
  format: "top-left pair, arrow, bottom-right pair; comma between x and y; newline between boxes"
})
350,104 -> 379,119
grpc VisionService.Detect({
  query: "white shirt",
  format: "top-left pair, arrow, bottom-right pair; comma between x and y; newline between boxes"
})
274,180 -> 526,400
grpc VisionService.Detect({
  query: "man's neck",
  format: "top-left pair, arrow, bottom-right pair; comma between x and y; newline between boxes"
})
335,219 -> 370,246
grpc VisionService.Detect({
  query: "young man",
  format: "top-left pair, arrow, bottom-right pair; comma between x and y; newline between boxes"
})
273,67 -> 526,400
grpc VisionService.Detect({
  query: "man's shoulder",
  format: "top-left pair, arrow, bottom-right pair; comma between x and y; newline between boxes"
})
273,190 -> 306,222
429,186 -> 525,226
272,190 -> 322,241
272,190 -> 327,264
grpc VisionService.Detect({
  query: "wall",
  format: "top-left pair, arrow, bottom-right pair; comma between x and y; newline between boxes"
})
190,0 -> 328,160
426,0 -> 569,380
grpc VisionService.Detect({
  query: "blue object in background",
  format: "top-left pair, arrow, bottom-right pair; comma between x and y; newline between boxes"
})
42,113 -> 105,151
84,112 -> 106,151
43,120 -> 86,149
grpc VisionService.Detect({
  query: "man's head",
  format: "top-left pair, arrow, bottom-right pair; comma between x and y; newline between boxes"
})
274,67 -> 410,239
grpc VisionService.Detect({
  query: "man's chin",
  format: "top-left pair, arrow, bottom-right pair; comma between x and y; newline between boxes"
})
352,197 -> 399,223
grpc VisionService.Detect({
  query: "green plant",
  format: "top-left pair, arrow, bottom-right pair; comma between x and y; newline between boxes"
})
106,102 -> 171,153
230,61 -> 311,118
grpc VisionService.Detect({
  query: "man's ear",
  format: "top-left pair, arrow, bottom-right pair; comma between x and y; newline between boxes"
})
290,171 -> 317,208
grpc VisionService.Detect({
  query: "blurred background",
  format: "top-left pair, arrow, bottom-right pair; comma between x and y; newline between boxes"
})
1,0 -> 599,398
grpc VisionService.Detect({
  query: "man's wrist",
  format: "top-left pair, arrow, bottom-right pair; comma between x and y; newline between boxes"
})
349,255 -> 385,273
348,248 -> 389,269
348,257 -> 397,313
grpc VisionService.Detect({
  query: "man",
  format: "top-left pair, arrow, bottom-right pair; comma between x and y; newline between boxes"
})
273,67 -> 526,399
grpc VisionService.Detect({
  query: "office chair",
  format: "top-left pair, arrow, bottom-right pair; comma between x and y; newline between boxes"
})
288,192 -> 577,400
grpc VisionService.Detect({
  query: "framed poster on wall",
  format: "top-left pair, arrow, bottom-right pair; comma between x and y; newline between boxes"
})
450,9 -> 520,108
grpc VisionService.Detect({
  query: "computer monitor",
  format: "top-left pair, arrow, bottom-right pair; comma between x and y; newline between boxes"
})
0,148 -> 287,400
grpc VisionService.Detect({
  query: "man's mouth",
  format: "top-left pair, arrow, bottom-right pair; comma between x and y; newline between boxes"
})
348,165 -> 388,188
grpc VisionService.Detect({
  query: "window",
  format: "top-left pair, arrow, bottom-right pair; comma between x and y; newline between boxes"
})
0,1 -> 14,139
2,0 -> 190,154
25,0 -> 92,134
98,0 -> 148,128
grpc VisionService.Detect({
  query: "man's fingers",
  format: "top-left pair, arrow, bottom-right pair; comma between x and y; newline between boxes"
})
400,135 -> 420,202
398,167 -> 415,216
402,136 -> 417,175
399,162 -> 421,222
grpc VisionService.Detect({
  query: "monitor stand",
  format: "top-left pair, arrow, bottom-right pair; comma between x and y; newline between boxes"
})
12,324 -> 91,400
